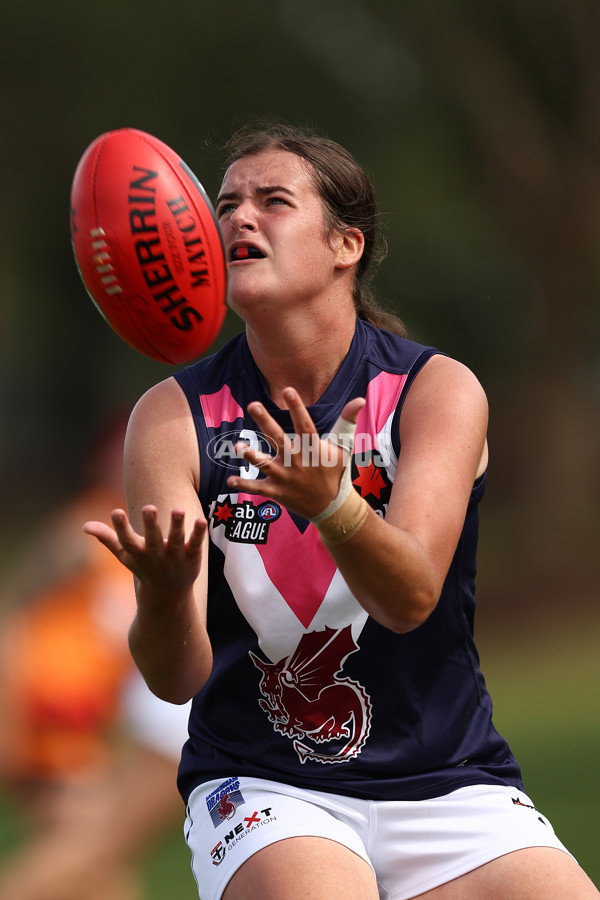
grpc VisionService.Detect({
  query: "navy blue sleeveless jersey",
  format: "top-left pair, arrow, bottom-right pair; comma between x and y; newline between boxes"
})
174,318 -> 523,804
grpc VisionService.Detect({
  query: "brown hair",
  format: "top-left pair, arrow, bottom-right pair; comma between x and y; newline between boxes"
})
222,121 -> 408,337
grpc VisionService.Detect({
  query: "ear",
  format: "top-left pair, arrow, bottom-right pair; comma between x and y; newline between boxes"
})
333,227 -> 365,270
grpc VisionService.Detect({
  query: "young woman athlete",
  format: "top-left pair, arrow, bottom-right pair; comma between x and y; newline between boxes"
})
84,123 -> 599,900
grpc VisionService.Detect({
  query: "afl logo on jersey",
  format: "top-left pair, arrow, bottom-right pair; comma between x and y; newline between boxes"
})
257,502 -> 281,522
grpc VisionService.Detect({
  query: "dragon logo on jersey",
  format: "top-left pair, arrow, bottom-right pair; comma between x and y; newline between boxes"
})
249,625 -> 372,765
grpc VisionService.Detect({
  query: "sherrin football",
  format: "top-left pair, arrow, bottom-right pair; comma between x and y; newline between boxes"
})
70,128 -> 227,364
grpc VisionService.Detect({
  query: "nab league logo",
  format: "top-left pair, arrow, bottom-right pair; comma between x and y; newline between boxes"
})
211,496 -> 282,544
250,625 -> 372,765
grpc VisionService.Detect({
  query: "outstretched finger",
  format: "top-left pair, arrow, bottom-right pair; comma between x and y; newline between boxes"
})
83,519 -> 123,555
167,509 -> 186,548
234,441 -> 279,471
282,388 -> 318,437
109,508 -> 144,551
227,473 -> 273,497
140,506 -> 166,554
187,516 -> 208,553
246,401 -> 287,450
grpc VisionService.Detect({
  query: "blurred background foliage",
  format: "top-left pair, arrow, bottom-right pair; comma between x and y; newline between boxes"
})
0,0 -> 598,890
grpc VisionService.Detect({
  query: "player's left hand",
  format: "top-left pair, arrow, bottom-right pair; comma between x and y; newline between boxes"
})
226,388 -> 365,521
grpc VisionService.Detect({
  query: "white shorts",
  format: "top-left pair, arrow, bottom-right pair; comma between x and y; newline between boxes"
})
184,777 -> 573,900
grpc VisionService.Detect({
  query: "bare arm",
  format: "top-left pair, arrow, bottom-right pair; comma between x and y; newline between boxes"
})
228,354 -> 488,633
84,377 -> 212,703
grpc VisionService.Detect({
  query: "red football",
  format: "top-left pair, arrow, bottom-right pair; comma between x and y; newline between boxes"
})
70,128 -> 227,364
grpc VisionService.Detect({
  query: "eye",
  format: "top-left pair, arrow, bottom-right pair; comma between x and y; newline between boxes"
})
217,202 -> 236,219
266,196 -> 289,208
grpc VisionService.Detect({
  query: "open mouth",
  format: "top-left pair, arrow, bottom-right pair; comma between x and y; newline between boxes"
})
230,246 -> 266,262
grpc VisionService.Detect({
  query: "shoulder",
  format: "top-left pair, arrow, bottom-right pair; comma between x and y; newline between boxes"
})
407,353 -> 488,415
358,321 -> 486,413
125,376 -> 200,491
399,354 -> 488,473
128,376 -> 193,434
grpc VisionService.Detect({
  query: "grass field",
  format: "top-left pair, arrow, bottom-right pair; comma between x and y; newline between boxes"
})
476,615 -> 600,888
1,617 -> 598,896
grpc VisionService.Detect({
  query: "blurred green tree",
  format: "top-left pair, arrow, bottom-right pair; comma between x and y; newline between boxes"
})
386,0 -> 600,609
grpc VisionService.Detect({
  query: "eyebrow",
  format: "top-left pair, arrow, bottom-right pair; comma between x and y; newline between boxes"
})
215,185 -> 296,206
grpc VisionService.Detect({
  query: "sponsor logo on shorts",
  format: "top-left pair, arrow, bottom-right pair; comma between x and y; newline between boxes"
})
210,841 -> 226,865
512,796 -> 547,825
206,777 -> 245,828
209,807 -> 277,865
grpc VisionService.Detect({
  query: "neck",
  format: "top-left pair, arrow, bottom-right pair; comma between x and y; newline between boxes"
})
245,306 -> 357,408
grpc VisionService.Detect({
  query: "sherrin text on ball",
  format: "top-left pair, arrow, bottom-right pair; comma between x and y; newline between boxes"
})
70,127 -> 227,364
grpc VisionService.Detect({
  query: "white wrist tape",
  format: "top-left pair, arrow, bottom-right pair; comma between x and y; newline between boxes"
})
311,414 -> 369,544
311,415 -> 356,523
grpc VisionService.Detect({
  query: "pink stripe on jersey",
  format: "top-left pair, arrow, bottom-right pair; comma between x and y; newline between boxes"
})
200,385 -> 245,428
355,371 -> 407,445
239,493 -> 337,629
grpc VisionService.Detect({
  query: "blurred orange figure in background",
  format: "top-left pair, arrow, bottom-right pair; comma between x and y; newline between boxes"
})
0,415 -> 193,900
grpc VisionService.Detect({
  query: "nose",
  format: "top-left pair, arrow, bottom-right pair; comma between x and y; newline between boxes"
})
229,201 -> 257,233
